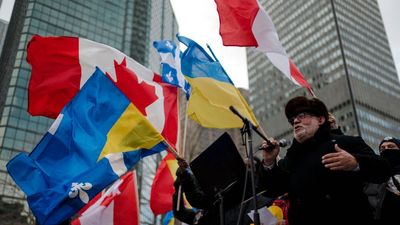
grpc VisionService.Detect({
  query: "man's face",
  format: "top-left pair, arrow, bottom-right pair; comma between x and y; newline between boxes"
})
289,112 -> 325,143
380,141 -> 400,152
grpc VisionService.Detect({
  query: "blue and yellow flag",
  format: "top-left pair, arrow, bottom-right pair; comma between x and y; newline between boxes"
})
7,68 -> 166,225
177,35 -> 258,128
162,210 -> 175,225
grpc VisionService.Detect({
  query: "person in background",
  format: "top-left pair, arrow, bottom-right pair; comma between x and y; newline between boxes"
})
378,137 -> 400,225
172,158 -> 213,225
257,96 -> 390,225
173,158 -> 260,225
328,112 -> 344,135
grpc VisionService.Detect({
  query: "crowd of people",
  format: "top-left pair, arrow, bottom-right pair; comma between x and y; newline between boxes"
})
172,96 -> 400,225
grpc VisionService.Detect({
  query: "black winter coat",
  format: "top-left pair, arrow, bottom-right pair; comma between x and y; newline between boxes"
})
257,125 -> 391,225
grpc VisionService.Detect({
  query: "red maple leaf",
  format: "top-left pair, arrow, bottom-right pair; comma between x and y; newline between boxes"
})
112,58 -> 158,116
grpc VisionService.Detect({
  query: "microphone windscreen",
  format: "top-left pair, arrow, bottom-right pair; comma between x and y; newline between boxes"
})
279,139 -> 288,147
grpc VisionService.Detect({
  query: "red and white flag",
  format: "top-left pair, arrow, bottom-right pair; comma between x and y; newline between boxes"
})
26,35 -> 178,147
71,171 -> 140,225
215,0 -> 315,96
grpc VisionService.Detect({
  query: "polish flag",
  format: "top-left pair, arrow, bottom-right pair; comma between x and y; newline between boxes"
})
26,35 -> 178,147
214,0 -> 315,96
71,171 -> 140,225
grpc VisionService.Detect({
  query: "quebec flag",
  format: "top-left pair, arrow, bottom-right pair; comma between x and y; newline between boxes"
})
7,68 -> 166,225
153,40 -> 191,97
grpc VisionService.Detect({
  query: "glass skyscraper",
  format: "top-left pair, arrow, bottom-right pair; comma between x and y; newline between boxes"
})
248,0 -> 400,150
0,0 -> 178,224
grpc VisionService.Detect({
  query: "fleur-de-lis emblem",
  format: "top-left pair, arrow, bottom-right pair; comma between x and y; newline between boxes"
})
166,71 -> 174,82
69,182 -> 92,203
165,41 -> 174,50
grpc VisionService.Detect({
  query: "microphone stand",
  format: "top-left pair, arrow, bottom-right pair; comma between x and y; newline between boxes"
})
216,190 -> 224,225
214,180 -> 238,225
229,106 -> 260,225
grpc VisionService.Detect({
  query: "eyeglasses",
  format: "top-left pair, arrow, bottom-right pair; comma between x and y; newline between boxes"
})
288,112 -> 315,125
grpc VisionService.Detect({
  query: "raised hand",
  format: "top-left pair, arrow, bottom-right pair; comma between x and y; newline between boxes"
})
322,144 -> 359,171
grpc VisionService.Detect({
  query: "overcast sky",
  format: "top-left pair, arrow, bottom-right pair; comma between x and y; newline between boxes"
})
1,0 -> 399,89
170,0 -> 400,89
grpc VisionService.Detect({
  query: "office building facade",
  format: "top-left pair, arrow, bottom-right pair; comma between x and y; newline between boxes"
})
0,0 -> 7,55
248,0 -> 400,150
0,0 -> 178,224
0,19 -> 7,56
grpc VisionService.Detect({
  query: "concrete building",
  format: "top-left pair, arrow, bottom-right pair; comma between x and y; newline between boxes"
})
248,0 -> 400,150
0,0 -> 177,224
0,19 -> 8,56
0,0 -> 9,59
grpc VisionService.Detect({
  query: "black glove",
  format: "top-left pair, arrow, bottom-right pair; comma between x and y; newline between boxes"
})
176,166 -> 190,179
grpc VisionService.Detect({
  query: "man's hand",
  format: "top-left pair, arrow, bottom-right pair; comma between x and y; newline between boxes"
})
176,157 -> 190,178
322,144 -> 359,171
260,139 -> 280,166
177,157 -> 188,169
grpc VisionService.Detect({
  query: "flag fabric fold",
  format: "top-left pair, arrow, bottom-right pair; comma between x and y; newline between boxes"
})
177,35 -> 259,128
153,40 -> 191,97
150,152 -> 178,215
26,35 -> 178,148
7,69 -> 166,225
71,171 -> 140,225
214,0 -> 314,96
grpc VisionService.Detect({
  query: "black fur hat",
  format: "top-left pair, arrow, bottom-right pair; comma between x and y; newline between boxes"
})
285,96 -> 329,122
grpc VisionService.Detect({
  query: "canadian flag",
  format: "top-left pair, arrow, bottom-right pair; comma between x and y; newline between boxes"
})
26,35 -> 178,147
214,0 -> 314,96
71,171 -> 140,225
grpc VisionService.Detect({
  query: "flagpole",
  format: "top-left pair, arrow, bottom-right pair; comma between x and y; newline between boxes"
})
181,101 -> 189,158
176,98 -> 189,215
330,0 -> 361,136
164,140 -> 179,159
206,44 -> 234,85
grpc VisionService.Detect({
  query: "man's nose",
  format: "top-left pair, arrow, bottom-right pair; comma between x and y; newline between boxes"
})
293,117 -> 301,124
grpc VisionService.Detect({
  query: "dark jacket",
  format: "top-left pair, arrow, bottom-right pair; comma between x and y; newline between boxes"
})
172,177 -> 204,225
257,125 -> 391,225
330,126 -> 344,135
379,150 -> 400,225
174,167 -> 271,225
173,167 -> 219,225
364,182 -> 386,221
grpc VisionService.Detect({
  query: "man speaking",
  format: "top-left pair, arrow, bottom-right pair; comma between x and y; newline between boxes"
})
257,96 -> 390,225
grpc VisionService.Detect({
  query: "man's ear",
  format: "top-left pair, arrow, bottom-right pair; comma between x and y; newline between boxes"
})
318,116 -> 326,125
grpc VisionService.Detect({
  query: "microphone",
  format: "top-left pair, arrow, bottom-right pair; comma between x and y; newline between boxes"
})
278,139 -> 288,147
258,139 -> 288,151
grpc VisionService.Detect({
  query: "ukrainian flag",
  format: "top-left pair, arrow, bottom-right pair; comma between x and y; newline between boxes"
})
162,211 -> 175,225
7,68 -> 166,225
178,35 -> 258,128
